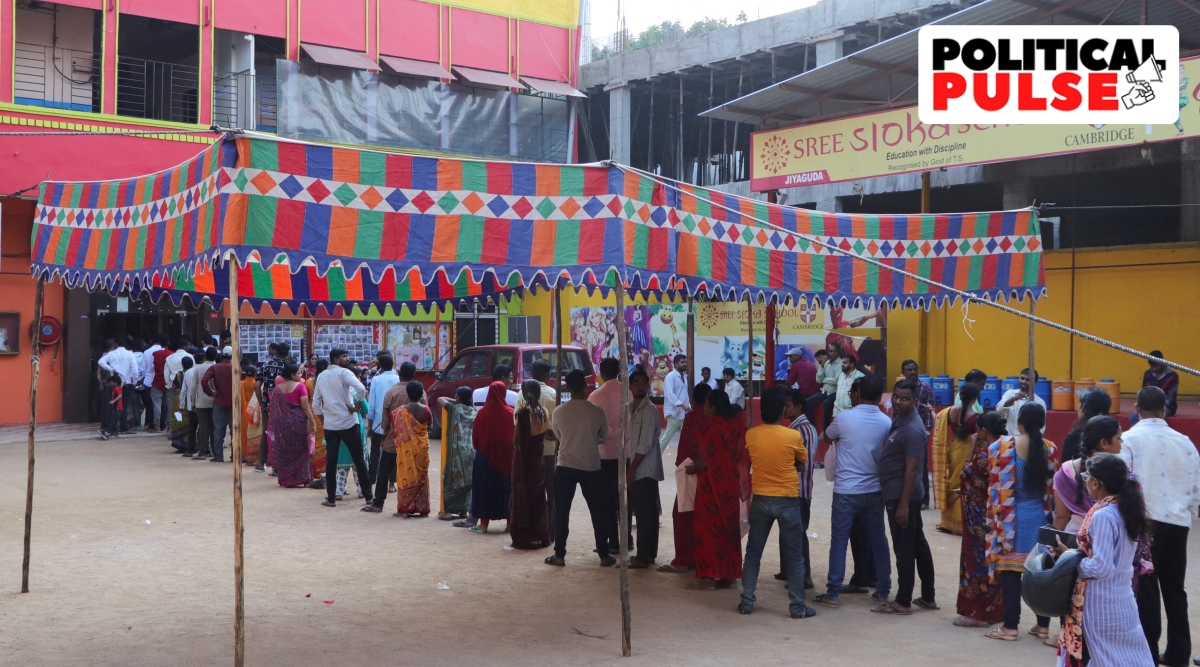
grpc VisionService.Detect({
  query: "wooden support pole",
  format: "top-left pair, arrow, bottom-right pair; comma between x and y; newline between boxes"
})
746,296 -> 754,427
614,281 -> 632,657
764,302 -> 776,389
554,281 -> 563,407
228,259 -> 246,667
685,297 -> 695,390
21,278 -> 44,594
1028,301 -> 1036,375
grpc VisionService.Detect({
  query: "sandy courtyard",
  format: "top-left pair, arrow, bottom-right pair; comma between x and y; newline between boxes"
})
3,428 -> 1199,666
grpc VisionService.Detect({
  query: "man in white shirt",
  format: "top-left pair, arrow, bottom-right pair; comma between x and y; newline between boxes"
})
832,353 -> 865,417
472,365 -> 519,407
997,367 -> 1045,438
660,354 -> 690,450
312,348 -> 372,508
365,353 -> 400,486
820,375 -> 892,606
177,351 -> 201,456
695,366 -> 718,390
1119,386 -> 1200,667
189,347 -> 218,459
98,338 -> 140,434
140,334 -> 166,431
721,367 -> 746,409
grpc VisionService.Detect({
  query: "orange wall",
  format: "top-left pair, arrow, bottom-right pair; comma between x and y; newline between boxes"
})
0,199 -> 64,424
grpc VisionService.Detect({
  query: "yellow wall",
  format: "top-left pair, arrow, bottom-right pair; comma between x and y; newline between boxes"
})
896,243 -> 1200,397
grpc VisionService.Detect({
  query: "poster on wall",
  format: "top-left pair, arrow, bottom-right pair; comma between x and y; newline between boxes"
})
238,322 -> 308,365
569,304 -> 689,397
694,302 -> 887,382
314,324 -> 380,364
386,322 -> 450,371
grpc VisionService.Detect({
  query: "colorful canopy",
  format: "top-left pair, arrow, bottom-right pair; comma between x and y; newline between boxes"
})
30,135 -> 1046,308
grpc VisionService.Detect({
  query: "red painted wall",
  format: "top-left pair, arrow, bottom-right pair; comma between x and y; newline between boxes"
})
519,20 -> 570,81
0,131 -> 214,194
450,8 -> 507,72
215,0 -> 286,37
378,0 -> 439,62
44,0 -> 103,9
300,0 -> 366,50
0,199 -> 64,425
120,0 -> 199,24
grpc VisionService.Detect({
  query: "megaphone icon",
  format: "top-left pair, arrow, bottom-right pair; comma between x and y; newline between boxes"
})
1127,57 -> 1164,85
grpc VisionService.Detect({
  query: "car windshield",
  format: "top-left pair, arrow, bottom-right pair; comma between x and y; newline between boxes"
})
521,350 -> 588,378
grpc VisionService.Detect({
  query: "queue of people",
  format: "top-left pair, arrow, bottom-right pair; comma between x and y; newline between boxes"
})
103,334 -> 1200,665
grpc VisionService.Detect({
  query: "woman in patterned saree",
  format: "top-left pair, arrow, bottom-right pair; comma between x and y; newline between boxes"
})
392,381 -> 432,517
269,364 -> 317,488
954,411 -> 1006,628
984,403 -> 1057,642
934,382 -> 981,534
437,387 -> 476,520
689,388 -> 750,591
306,359 -> 328,486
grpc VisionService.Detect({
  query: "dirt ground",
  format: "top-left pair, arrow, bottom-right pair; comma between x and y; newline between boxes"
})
3,429 -> 1199,666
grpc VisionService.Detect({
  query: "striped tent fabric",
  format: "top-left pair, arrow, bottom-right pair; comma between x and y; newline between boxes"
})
30,135 -> 1046,308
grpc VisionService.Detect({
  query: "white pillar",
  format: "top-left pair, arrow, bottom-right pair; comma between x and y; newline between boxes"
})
607,82 -> 632,164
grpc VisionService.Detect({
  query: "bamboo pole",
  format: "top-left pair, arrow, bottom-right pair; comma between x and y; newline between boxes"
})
554,281 -> 563,407
1028,301 -> 1036,375
746,296 -> 754,427
228,259 -> 246,667
614,282 -> 632,657
21,278 -> 44,594
685,297 -> 695,390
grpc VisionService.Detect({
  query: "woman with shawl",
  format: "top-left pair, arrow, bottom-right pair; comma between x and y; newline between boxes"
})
269,363 -> 317,487
954,411 -> 1005,628
436,386 -> 476,520
984,403 -> 1057,642
934,383 -> 981,534
392,380 -> 432,516
469,381 -> 515,534
239,365 -> 263,465
689,388 -> 750,590
1053,453 -> 1154,667
510,380 -> 551,549
658,382 -> 711,573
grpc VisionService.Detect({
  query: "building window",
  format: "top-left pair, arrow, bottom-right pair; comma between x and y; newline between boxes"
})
212,32 -> 283,132
14,0 -> 101,113
276,60 -> 573,162
117,16 -> 199,124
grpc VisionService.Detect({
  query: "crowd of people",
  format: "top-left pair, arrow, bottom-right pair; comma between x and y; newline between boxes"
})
97,332 -> 1200,666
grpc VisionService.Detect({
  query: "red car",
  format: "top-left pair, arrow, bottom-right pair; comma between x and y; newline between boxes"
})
425,344 -> 596,436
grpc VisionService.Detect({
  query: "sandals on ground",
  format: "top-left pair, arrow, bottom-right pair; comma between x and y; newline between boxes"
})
544,555 -> 565,566
914,598 -> 941,611
953,616 -> 991,628
985,628 -> 1018,641
871,601 -> 913,615
813,594 -> 840,608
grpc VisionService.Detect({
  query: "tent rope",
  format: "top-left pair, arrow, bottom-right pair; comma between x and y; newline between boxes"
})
611,163 -> 1200,378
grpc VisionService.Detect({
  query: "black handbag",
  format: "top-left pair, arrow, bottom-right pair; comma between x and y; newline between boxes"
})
1022,546 -> 1084,618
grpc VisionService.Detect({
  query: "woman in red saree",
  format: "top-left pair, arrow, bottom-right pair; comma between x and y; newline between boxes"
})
658,383 -> 710,573
955,411 -> 1006,627
469,381 -> 515,534
689,388 -> 750,590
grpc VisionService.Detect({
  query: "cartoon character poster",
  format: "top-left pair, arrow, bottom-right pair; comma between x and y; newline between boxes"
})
569,303 -> 688,397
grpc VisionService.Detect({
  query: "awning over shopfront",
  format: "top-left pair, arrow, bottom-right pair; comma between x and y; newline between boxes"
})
520,76 -> 586,98
300,43 -> 379,71
379,55 -> 452,81
453,66 -> 526,90
29,134 -> 1045,310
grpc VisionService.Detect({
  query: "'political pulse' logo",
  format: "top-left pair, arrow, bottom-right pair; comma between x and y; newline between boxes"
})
918,25 -> 1178,124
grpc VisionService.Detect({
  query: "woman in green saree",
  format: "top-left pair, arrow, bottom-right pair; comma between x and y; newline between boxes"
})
437,387 -> 476,520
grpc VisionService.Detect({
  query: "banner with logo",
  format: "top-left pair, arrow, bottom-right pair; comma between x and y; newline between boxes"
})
693,301 -> 887,382
749,56 -> 1200,190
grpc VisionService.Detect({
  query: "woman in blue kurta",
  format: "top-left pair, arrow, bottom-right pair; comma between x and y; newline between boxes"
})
1055,453 -> 1154,667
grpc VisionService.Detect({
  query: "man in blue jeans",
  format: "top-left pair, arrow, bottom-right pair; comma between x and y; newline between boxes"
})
814,374 -> 893,608
739,387 -> 815,619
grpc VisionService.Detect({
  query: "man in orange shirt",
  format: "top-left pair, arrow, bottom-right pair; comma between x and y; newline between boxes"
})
739,387 -> 815,619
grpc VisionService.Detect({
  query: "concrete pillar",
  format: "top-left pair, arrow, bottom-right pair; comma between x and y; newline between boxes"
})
607,83 -> 632,165
818,196 -> 842,213
814,37 -> 844,67
1002,181 -> 1030,209
1182,138 -> 1200,241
